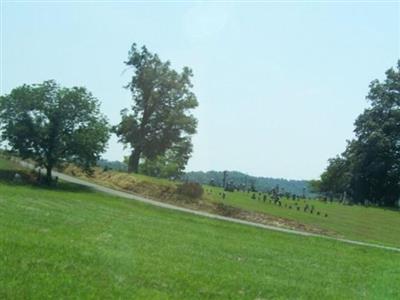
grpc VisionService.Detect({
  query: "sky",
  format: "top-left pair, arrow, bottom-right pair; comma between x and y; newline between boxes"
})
1,0 -> 399,180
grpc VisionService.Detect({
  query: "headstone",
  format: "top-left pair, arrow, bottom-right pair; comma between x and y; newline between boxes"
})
13,173 -> 22,183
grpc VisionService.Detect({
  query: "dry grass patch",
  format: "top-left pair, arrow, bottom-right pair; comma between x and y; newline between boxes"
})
63,165 -> 179,202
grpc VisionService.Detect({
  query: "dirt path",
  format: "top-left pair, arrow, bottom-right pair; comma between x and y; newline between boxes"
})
19,161 -> 400,253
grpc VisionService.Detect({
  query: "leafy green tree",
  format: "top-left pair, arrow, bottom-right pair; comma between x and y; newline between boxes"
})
139,137 -> 193,179
114,44 -> 198,173
348,63 -> 400,205
320,61 -> 400,206
308,179 -> 321,194
0,80 -> 110,182
319,155 -> 351,197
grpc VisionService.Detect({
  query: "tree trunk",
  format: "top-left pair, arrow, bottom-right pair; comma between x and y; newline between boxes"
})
128,149 -> 141,173
45,165 -> 53,184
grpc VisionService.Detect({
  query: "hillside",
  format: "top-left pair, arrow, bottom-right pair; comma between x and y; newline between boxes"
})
1,160 -> 399,299
205,186 -> 400,248
57,161 -> 400,248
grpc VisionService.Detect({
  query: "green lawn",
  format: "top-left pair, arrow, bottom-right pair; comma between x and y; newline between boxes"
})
62,160 -> 400,249
206,186 -> 400,249
0,163 -> 400,298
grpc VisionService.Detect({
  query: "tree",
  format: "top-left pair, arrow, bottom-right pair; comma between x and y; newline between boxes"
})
114,44 -> 198,173
347,63 -> 400,206
320,61 -> 400,206
319,155 -> 351,197
0,80 -> 110,183
139,137 -> 193,179
308,179 -> 321,194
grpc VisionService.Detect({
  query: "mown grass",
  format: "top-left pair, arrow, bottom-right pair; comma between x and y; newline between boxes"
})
60,161 -> 400,248
0,161 -> 400,299
59,161 -> 400,248
206,186 -> 400,248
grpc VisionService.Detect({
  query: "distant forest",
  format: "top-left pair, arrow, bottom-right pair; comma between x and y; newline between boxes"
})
97,159 -> 128,172
183,171 -> 312,197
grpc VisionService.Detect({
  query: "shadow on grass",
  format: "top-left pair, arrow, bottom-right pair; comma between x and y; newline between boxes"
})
0,169 -> 93,194
381,206 -> 400,213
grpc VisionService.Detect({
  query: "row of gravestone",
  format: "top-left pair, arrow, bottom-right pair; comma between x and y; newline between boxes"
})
206,189 -> 329,218
248,193 -> 328,218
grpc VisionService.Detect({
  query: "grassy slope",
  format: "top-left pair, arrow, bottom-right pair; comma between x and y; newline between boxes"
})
0,157 -> 20,170
0,163 -> 400,298
207,186 -> 400,248
62,163 -> 400,249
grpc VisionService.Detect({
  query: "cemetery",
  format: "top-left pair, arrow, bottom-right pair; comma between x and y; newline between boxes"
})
1,3 -> 399,298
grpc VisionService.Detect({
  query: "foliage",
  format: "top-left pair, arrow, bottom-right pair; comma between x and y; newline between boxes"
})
319,156 -> 351,197
308,179 -> 321,194
0,80 -> 109,181
97,159 -> 128,172
114,44 -> 198,173
320,61 -> 400,206
176,181 -> 204,199
139,137 -> 193,179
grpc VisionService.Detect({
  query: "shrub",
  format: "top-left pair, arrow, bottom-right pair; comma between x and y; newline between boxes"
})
177,182 -> 204,199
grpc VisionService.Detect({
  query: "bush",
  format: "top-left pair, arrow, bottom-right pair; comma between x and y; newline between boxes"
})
177,182 -> 204,199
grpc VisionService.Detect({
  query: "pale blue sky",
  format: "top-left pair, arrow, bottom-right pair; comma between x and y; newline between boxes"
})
1,1 -> 399,179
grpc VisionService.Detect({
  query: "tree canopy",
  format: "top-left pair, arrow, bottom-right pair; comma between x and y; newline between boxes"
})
0,80 -> 110,182
318,61 -> 400,206
114,44 -> 198,173
139,136 -> 193,179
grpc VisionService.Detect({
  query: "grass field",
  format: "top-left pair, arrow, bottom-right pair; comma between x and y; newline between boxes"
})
206,186 -> 400,249
1,160 -> 400,299
59,162 -> 400,249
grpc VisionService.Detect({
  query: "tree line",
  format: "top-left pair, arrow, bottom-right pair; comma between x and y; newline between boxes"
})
312,61 -> 400,207
0,44 -> 198,183
185,170 -> 311,197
